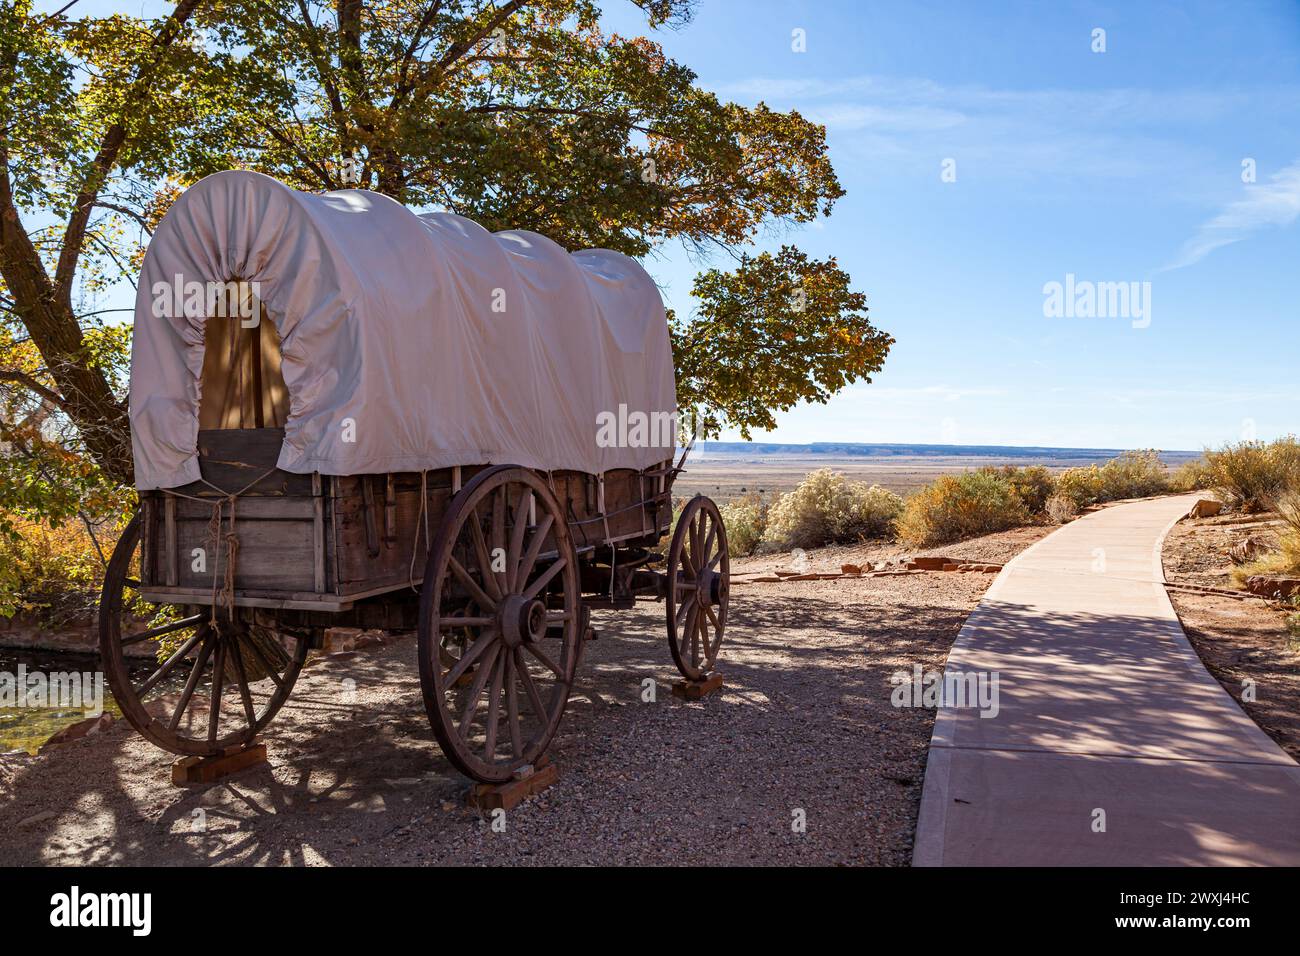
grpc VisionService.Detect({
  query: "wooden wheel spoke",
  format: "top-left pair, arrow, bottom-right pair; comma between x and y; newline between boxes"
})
444,627 -> 499,687
121,614 -> 204,647
505,654 -> 523,758
483,652 -> 506,761
506,488 -> 532,593
490,487 -> 507,596
467,514 -> 502,601
439,615 -> 493,628
523,641 -> 564,679
515,648 -> 548,720
516,514 -> 554,588
449,555 -> 497,612
701,521 -> 717,566
457,643 -> 501,736
207,639 -> 227,742
169,633 -> 215,732
241,636 -> 285,692
231,638 -> 258,730
675,593 -> 696,629
681,603 -> 699,654
136,627 -> 207,698
522,556 -> 566,601
701,600 -> 720,630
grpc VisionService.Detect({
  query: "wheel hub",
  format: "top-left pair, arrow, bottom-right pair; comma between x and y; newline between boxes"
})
697,569 -> 726,606
499,594 -> 548,648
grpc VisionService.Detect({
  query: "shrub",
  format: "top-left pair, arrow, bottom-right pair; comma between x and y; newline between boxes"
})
1096,449 -> 1169,501
979,465 -> 1055,515
1054,465 -> 1104,509
1169,457 -> 1213,492
1045,493 -> 1078,524
761,469 -> 903,550
719,493 -> 768,556
0,513 -> 115,624
895,470 -> 1029,547
1053,451 -> 1169,509
1204,437 -> 1300,512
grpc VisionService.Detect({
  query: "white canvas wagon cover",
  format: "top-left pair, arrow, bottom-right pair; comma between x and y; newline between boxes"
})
130,170 -> 676,490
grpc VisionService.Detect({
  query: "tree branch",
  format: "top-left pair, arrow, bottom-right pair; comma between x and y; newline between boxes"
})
53,0 -> 203,305
0,369 -> 70,411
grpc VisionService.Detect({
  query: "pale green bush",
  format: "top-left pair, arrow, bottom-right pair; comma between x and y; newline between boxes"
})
760,469 -> 902,550
1096,449 -> 1169,501
978,465 -> 1055,515
1169,457 -> 1212,492
1053,465 -> 1104,509
719,493 -> 768,556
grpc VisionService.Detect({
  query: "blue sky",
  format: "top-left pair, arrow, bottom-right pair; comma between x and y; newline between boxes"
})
602,0 -> 1300,450
44,1 -> 1300,451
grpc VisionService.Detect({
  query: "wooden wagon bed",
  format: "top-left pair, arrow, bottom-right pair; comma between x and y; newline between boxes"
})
137,428 -> 674,613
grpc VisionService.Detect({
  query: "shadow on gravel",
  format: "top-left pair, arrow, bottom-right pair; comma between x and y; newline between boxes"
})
1,583 -> 981,866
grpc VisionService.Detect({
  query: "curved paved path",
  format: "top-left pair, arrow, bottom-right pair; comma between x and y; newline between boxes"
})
913,494 -> 1300,866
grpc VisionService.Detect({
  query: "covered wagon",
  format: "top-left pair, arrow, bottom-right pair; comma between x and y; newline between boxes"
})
100,170 -> 730,782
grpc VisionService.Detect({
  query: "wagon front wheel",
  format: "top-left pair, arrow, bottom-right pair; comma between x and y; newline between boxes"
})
418,466 -> 582,783
99,513 -> 309,757
666,496 -> 730,681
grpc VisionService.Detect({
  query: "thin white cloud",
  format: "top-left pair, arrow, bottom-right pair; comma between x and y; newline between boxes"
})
1163,160 -> 1300,270
717,73 -> 1299,185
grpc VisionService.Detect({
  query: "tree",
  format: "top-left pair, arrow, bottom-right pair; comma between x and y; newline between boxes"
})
1,0 -> 237,490
0,0 -> 890,517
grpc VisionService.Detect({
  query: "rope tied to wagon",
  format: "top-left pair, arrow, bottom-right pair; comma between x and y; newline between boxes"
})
161,466 -> 279,629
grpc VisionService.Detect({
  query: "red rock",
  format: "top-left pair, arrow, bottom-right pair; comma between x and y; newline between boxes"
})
1245,575 -> 1300,598
39,712 -> 112,751
841,563 -> 862,575
1188,499 -> 1224,518
908,556 -> 955,571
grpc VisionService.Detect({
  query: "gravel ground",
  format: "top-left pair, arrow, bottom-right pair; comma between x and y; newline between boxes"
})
0,535 -> 1040,867
1163,514 -> 1300,762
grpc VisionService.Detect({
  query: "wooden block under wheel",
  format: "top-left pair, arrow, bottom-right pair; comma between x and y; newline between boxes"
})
172,741 -> 268,786
672,672 -> 724,700
465,759 -> 559,812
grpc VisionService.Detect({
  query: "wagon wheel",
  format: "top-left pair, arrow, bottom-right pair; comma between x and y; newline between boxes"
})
666,496 -> 730,681
418,466 -> 582,783
99,512 -> 309,757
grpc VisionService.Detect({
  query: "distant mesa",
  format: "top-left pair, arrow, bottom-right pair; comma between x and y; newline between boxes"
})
690,441 -> 1200,465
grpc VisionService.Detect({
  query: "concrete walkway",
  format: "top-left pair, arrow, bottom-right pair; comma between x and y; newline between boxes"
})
913,494 -> 1300,866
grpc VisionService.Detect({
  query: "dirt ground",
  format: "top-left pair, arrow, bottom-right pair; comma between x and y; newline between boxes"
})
0,527 -> 1051,867
1163,513 -> 1300,761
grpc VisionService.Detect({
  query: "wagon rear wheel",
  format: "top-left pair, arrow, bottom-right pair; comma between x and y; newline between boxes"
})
666,496 -> 730,681
418,466 -> 582,783
99,512 -> 309,757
